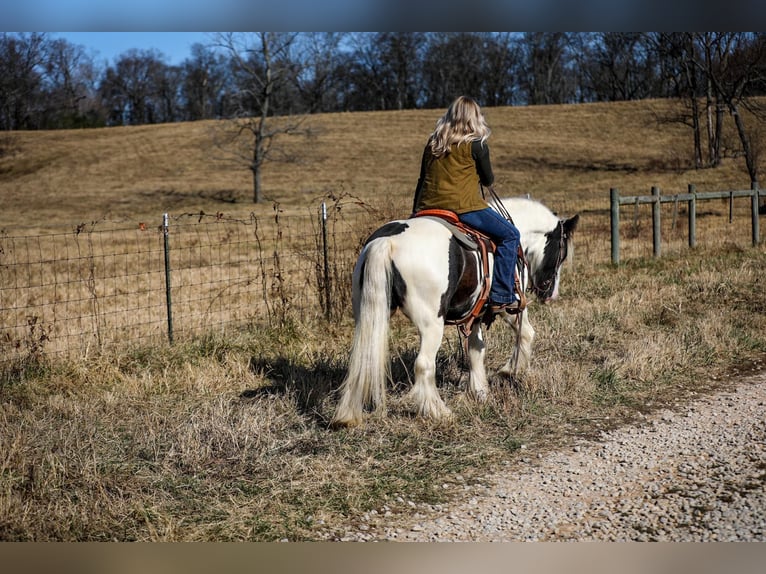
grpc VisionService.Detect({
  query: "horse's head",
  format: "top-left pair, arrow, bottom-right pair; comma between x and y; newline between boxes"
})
525,213 -> 579,303
496,197 -> 580,304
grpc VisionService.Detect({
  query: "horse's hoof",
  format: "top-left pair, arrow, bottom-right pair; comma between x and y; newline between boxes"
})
431,408 -> 455,424
498,363 -> 526,379
329,416 -> 362,429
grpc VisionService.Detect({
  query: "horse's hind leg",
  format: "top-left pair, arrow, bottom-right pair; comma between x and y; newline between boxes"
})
405,317 -> 452,420
466,324 -> 489,402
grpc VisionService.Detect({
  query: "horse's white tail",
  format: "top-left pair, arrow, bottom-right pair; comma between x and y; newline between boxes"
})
331,238 -> 393,427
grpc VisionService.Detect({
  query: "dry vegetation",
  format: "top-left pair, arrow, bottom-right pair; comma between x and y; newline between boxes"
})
1,99 -> 765,541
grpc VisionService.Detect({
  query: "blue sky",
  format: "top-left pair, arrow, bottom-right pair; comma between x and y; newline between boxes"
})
2,1 -> 387,31
3,3 -> 760,41
53,32 -> 213,65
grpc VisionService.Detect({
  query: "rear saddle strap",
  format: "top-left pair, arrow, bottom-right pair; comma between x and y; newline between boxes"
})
412,209 -> 495,336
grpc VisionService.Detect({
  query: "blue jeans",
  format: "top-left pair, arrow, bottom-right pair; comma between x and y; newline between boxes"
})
458,208 -> 520,305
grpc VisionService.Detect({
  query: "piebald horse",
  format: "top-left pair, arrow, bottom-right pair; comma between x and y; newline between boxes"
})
332,197 -> 579,427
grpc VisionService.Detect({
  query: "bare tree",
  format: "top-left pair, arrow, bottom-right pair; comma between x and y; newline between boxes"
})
99,49 -> 169,125
180,43 -> 233,121
154,64 -> 183,123
42,38 -> 101,128
215,32 -> 305,204
482,32 -> 524,106
422,33 -> 497,107
0,32 -> 47,130
583,33 -> 660,102
294,32 -> 347,113
699,32 -> 766,184
376,32 -> 426,110
519,32 -> 578,105
339,32 -> 425,111
652,33 -> 707,169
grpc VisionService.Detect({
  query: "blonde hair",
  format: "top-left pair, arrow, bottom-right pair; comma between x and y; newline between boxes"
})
428,96 -> 491,158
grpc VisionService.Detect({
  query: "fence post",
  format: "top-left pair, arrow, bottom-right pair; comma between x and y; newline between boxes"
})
162,213 -> 174,344
610,187 -> 620,264
652,186 -> 661,258
752,180 -> 760,246
688,184 -> 697,249
321,202 -> 331,320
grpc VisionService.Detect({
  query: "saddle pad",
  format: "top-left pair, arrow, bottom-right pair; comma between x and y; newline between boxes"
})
415,216 -> 479,251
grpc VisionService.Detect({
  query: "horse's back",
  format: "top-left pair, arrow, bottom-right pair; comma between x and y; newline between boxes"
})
364,216 -> 452,255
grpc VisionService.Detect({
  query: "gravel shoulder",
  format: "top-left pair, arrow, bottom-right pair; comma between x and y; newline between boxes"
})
331,372 -> 766,542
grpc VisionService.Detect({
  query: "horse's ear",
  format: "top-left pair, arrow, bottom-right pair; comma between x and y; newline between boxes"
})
564,213 -> 580,237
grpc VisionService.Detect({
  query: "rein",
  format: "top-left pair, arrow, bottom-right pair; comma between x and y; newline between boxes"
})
482,186 -> 530,376
479,187 -> 568,375
483,185 -> 529,281
485,185 -> 567,300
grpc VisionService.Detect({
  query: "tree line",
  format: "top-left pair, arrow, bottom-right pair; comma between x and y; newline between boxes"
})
2,32 -> 765,189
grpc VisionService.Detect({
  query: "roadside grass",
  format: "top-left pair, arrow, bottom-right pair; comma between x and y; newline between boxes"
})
2,241 -> 765,541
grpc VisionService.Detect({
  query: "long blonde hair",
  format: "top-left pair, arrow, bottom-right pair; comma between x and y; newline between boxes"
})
428,96 -> 491,158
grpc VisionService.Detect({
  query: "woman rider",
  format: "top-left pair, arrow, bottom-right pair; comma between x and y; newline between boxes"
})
412,95 -> 521,314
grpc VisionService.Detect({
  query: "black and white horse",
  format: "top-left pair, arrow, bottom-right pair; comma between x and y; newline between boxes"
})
331,197 -> 579,427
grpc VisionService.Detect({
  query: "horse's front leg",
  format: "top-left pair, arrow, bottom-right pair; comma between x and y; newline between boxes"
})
497,310 -> 535,377
466,323 -> 489,402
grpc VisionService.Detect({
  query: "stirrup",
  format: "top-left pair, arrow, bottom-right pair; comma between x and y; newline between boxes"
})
517,289 -> 527,311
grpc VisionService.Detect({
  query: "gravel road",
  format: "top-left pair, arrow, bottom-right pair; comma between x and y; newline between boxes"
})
330,372 -> 766,542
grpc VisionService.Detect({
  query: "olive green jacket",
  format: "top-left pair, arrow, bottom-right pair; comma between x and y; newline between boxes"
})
412,139 -> 495,215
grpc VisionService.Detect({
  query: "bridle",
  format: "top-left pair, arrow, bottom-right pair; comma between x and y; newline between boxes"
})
528,218 -> 567,301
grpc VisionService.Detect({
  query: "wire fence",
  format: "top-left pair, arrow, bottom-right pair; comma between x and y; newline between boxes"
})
2,190 -> 760,373
0,198 -> 386,371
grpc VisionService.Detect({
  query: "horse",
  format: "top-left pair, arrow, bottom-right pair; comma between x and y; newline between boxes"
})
331,197 -> 579,427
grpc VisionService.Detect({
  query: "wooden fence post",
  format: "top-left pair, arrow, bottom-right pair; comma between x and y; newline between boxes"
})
652,186 -> 661,258
688,184 -> 696,249
610,187 -> 620,264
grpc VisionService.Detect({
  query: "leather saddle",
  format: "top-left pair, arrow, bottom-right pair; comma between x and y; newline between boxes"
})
412,209 -> 500,336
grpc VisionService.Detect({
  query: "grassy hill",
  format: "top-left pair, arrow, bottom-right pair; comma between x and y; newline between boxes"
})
0,98 -> 758,232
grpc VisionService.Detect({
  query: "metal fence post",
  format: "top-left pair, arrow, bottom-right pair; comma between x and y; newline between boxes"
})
610,187 -> 620,265
163,213 -> 174,344
321,202 -> 331,320
652,186 -> 661,258
752,180 -> 760,246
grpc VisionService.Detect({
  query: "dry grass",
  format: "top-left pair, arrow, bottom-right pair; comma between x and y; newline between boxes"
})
1,99 -> 766,540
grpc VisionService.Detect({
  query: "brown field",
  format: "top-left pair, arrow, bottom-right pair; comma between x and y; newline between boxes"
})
1,99 -> 765,541
1,98 -> 758,227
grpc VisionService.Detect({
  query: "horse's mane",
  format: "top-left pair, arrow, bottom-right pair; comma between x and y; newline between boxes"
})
500,196 -> 559,236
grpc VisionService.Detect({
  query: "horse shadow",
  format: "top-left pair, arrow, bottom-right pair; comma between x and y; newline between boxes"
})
241,355 -> 345,424
240,348 -> 479,426
239,349 -> 480,424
